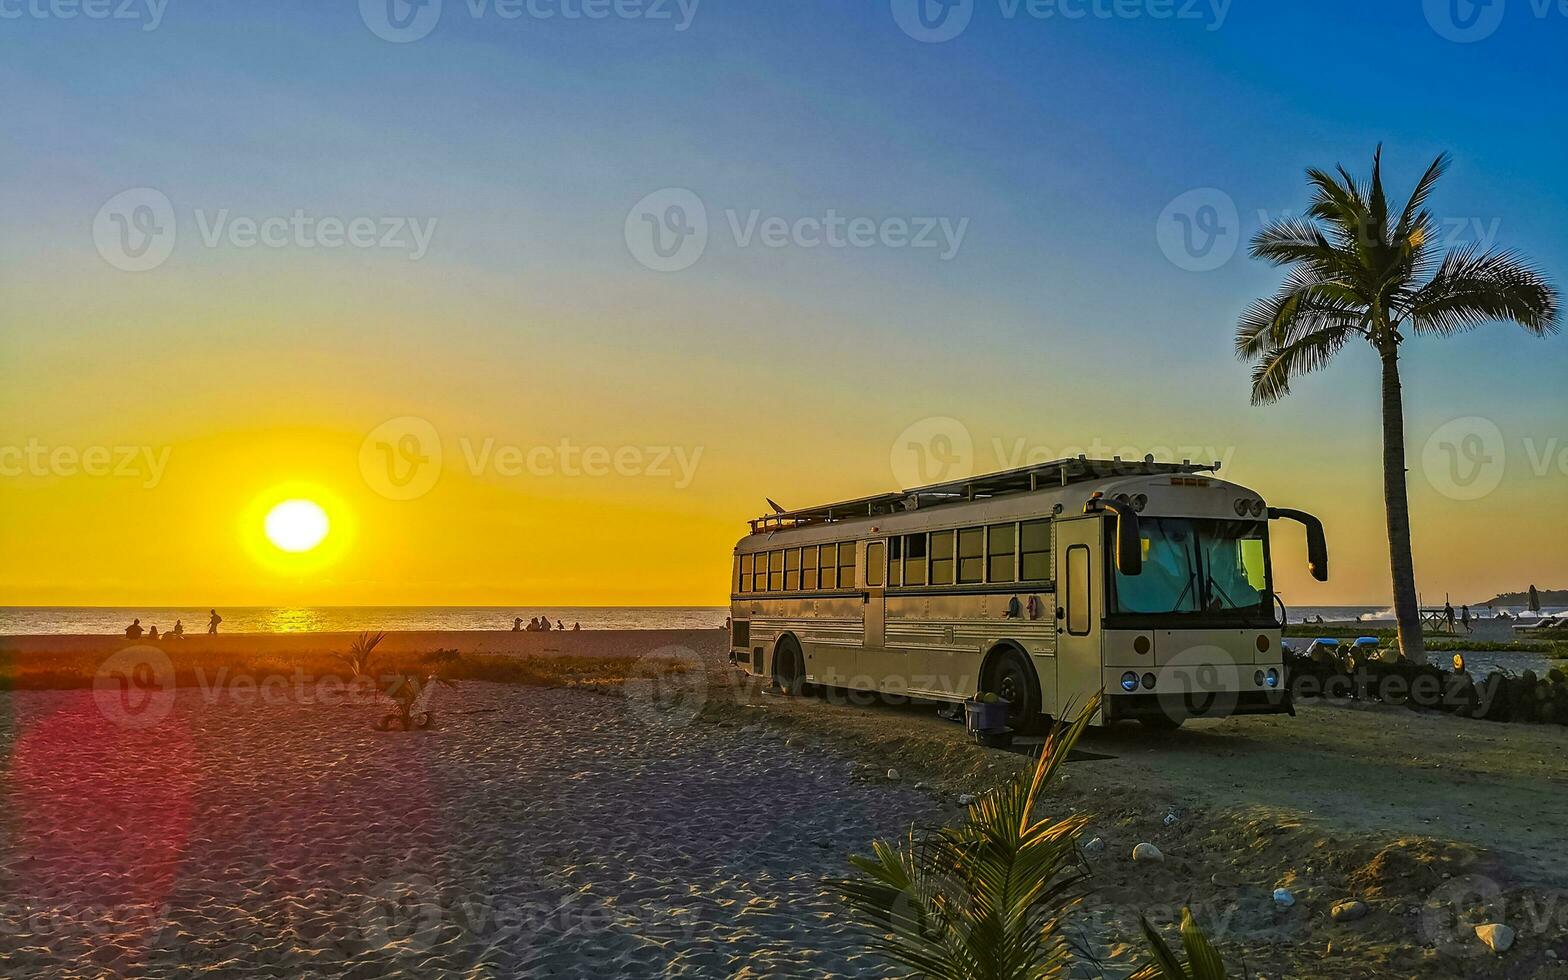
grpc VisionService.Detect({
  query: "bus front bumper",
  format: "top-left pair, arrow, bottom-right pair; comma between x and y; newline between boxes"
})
1104,689 -> 1294,722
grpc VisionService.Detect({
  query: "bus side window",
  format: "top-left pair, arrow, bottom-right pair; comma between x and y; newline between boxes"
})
930,530 -> 955,585
988,524 -> 1017,583
1020,520 -> 1051,582
904,533 -> 928,586
838,541 -> 856,590
866,542 -> 885,587
1066,545 -> 1090,635
802,547 -> 819,591
784,547 -> 801,591
739,554 -> 752,593
753,553 -> 767,593
957,527 -> 983,583
769,550 -> 783,592
819,545 -> 836,590
887,536 -> 902,587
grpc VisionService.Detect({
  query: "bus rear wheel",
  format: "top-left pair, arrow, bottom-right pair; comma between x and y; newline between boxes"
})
985,649 -> 1043,734
774,637 -> 807,696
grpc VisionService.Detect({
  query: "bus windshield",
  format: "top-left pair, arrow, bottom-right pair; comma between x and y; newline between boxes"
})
1109,518 -> 1273,624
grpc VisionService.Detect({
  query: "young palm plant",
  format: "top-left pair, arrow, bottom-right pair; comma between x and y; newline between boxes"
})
834,695 -> 1100,980
1238,146 -> 1559,664
1131,907 -> 1231,980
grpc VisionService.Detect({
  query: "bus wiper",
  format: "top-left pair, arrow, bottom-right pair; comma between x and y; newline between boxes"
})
1171,567 -> 1199,613
1209,578 -> 1237,610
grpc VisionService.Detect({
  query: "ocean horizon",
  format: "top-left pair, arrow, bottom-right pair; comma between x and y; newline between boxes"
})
4,604 -> 1560,636
0,606 -> 730,636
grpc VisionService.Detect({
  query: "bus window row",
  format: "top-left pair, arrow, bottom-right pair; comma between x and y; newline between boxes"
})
734,519 -> 1052,595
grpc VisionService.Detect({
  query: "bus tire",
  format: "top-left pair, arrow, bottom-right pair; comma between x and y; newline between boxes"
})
774,636 -> 806,696
985,647 -> 1044,735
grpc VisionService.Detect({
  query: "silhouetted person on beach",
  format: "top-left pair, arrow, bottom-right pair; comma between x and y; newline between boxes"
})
148,624 -> 160,640
172,619 -> 184,638
1461,605 -> 1472,633
1444,601 -> 1456,631
513,617 -> 524,632
125,618 -> 143,638
572,622 -> 580,631
556,619 -> 564,631
209,609 -> 222,634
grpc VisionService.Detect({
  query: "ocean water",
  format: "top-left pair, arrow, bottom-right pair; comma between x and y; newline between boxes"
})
1292,604 -> 1565,625
3,605 -> 1558,636
0,607 -> 729,636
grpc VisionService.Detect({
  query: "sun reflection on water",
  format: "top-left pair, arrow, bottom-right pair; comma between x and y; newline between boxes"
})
260,608 -> 327,633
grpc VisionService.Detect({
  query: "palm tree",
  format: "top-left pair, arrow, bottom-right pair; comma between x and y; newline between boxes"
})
1237,146 -> 1559,664
834,696 -> 1101,979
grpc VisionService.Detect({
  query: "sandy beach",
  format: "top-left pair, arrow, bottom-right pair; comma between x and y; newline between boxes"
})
1,647 -> 938,978
5,628 -> 1568,978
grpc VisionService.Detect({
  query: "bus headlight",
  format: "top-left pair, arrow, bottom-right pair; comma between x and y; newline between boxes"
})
1254,670 -> 1265,687
1141,672 -> 1157,690
1121,672 -> 1139,692
1265,668 -> 1280,688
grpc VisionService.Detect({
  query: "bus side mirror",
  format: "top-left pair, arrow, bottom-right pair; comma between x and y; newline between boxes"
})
1086,497 -> 1142,576
1269,507 -> 1328,582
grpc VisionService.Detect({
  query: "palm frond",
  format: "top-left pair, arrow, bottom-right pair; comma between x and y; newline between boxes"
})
1394,153 -> 1451,240
834,694 -> 1103,980
1129,908 -> 1233,979
1367,143 -> 1390,246
1247,218 -> 1334,268
1403,244 -> 1561,337
1247,327 -> 1355,405
1234,267 -> 1363,361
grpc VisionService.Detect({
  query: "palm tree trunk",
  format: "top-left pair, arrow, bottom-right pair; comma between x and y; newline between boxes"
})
1380,347 -> 1427,664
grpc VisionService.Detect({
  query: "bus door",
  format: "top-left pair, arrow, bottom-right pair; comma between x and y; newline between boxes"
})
862,540 -> 886,649
1054,516 -> 1104,724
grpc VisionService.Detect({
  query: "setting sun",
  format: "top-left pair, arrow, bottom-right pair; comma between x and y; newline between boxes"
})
263,499 -> 330,553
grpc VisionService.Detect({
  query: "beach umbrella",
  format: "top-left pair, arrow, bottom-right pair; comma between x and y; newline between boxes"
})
1529,585 -> 1541,614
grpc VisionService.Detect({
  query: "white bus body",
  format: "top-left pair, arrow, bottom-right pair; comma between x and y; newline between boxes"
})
728,458 -> 1327,728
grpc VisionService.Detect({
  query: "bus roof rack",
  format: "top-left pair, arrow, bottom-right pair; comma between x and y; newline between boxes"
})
748,456 -> 1218,534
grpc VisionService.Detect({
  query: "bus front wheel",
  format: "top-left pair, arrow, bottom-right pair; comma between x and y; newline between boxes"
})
985,649 -> 1043,734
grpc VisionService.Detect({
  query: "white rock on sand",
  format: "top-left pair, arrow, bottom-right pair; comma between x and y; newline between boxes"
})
1131,842 -> 1163,863
0,684 -> 944,978
1475,922 -> 1516,953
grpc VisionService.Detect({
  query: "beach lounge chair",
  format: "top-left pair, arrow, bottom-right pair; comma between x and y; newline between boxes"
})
1513,616 -> 1561,633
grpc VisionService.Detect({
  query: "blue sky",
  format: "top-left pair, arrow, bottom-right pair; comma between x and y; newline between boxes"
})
2,0 -> 1566,604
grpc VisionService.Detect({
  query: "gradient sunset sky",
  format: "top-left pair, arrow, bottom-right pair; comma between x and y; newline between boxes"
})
2,1 -> 1565,608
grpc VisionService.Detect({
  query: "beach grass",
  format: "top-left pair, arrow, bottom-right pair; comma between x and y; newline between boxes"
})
0,645 -> 687,693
